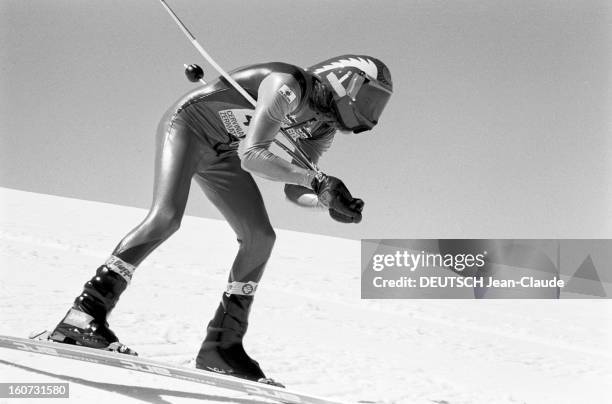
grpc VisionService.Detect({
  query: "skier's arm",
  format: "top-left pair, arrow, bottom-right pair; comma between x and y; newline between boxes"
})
238,74 -> 318,188
284,131 -> 334,209
284,133 -> 363,223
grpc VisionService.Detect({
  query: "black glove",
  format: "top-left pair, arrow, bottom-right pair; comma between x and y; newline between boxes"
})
329,208 -> 355,223
329,198 -> 365,223
312,175 -> 364,223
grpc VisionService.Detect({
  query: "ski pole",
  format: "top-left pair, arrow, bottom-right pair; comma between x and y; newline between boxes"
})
157,0 -> 321,174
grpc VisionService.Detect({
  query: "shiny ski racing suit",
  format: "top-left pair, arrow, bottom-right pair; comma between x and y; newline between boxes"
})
50,62 -> 338,383
113,62 -> 335,286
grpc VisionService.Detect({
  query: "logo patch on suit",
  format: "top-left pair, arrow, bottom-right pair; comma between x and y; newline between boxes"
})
281,114 -> 314,140
278,84 -> 296,104
225,281 -> 258,296
218,109 -> 254,139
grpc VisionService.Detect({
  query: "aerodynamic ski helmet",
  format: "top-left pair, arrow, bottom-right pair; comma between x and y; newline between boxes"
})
307,55 -> 393,133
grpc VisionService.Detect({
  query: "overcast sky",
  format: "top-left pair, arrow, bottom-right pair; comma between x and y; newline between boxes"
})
1,0 -> 610,239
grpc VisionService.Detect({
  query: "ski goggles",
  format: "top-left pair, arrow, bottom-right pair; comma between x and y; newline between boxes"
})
327,71 -> 393,133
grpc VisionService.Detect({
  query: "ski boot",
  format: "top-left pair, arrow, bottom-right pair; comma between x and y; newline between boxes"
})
196,293 -> 283,387
49,258 -> 137,355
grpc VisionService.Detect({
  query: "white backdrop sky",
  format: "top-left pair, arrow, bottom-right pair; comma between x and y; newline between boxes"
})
1,0 -> 611,239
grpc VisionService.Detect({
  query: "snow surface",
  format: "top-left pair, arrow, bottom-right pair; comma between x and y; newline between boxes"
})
0,187 -> 610,404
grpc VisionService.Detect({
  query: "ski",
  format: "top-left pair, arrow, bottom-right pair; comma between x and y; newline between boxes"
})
0,334 -> 347,404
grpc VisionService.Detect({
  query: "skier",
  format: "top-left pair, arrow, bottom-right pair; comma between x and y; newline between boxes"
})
47,55 -> 393,385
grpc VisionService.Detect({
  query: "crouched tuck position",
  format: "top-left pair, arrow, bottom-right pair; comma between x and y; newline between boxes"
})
48,55 -> 393,385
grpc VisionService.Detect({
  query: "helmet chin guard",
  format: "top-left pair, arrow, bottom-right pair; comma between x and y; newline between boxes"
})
307,55 -> 393,133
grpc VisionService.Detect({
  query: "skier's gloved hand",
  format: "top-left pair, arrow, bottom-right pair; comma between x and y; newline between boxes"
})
311,174 -> 352,209
312,174 -> 364,223
349,198 -> 365,213
328,207 -> 359,223
329,198 -> 364,223
329,208 -> 353,223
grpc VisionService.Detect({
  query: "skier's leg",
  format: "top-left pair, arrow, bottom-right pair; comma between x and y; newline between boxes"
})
50,117 -> 208,351
192,156 -> 280,384
195,156 -> 276,286
110,125 -> 205,265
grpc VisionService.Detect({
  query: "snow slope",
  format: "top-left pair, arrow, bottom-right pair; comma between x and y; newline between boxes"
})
0,187 -> 610,404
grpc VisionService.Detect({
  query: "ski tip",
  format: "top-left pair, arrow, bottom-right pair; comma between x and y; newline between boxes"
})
28,330 -> 51,341
257,377 -> 285,388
